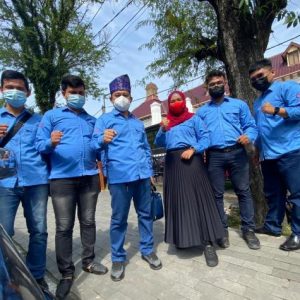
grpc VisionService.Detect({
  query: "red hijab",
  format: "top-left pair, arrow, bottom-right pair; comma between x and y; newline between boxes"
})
166,91 -> 194,130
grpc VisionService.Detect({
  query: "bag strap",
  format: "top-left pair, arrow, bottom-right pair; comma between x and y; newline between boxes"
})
0,111 -> 32,148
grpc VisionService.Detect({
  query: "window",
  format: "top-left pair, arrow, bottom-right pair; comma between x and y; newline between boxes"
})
288,50 -> 300,66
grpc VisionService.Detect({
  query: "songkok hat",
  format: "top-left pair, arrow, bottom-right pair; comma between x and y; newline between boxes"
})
109,74 -> 131,94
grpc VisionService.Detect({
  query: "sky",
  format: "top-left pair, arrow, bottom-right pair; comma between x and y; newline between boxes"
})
26,0 -> 300,116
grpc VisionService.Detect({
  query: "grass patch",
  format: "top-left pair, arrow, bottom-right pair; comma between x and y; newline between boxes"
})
227,207 -> 241,228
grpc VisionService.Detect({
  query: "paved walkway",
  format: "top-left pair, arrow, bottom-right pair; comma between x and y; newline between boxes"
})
13,191 -> 300,300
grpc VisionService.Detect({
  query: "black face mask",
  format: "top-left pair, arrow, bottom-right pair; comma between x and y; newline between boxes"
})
251,76 -> 271,92
208,85 -> 225,98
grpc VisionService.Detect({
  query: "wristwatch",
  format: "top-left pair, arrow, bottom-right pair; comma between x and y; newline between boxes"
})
273,107 -> 280,116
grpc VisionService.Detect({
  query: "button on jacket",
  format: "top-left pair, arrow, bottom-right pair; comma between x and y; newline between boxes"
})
197,97 -> 258,149
35,107 -> 98,179
0,108 -> 48,187
91,109 -> 152,184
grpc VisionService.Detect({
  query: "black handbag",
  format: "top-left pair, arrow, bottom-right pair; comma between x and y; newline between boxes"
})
151,184 -> 164,221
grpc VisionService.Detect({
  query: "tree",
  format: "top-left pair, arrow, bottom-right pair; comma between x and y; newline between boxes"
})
0,0 -> 109,113
141,0 -> 299,224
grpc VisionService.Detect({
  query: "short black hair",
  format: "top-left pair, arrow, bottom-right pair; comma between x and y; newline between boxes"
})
249,59 -> 272,75
61,75 -> 85,91
205,70 -> 226,85
1,70 -> 29,91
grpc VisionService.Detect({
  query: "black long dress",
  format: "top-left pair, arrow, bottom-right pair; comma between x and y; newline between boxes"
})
164,149 -> 225,248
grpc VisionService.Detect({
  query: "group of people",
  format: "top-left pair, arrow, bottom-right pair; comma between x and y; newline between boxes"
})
0,71 -> 161,299
0,57 -> 300,299
155,58 -> 300,268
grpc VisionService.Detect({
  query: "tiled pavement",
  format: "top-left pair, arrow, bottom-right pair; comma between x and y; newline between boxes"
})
13,190 -> 300,300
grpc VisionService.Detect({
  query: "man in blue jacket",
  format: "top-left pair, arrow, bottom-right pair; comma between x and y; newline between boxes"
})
0,70 -> 49,291
249,59 -> 300,251
92,74 -> 162,281
36,75 -> 107,299
197,70 -> 260,250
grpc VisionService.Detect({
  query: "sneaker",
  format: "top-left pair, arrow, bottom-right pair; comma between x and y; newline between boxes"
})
242,230 -> 261,250
82,262 -> 108,275
56,277 -> 74,299
111,262 -> 125,282
141,252 -> 162,270
204,245 -> 218,267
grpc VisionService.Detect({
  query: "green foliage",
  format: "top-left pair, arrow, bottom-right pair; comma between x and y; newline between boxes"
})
140,0 -> 297,84
138,0 -> 218,86
0,0 -> 109,113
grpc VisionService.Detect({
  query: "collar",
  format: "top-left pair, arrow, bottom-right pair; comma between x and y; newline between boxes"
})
209,96 -> 230,106
0,107 -> 28,117
62,106 -> 87,114
112,108 -> 134,118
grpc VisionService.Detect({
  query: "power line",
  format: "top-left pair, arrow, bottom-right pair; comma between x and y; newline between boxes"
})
93,0 -> 134,39
100,2 -> 149,48
266,34 -> 300,50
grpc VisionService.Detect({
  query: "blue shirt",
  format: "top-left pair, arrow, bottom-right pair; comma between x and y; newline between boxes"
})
0,108 -> 48,188
154,115 -> 209,152
35,107 -> 98,179
91,109 -> 153,184
197,96 -> 258,148
254,80 -> 300,160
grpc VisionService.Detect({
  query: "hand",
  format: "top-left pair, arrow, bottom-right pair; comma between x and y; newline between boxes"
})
237,134 -> 250,145
160,118 -> 169,132
0,124 -> 8,138
103,129 -> 117,144
51,130 -> 63,146
261,102 -> 275,115
181,148 -> 195,160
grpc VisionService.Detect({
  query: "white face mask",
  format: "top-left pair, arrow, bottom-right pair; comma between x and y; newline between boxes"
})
113,95 -> 131,112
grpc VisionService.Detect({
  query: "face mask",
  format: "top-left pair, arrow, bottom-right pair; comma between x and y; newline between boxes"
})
114,95 -> 131,112
169,101 -> 185,115
3,89 -> 27,108
67,94 -> 85,110
251,76 -> 271,92
208,85 -> 225,98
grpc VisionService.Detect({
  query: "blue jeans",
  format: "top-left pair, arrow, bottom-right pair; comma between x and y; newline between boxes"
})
207,148 -> 255,232
109,179 -> 154,262
261,149 -> 300,236
0,185 -> 48,279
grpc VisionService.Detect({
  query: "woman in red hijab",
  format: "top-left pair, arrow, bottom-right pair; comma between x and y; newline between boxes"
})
155,91 -> 224,267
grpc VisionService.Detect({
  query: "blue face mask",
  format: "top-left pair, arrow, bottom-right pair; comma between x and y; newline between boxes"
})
3,89 -> 27,108
67,94 -> 85,110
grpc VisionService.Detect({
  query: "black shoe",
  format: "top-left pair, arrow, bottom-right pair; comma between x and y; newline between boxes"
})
111,262 -> 125,282
141,252 -> 162,270
279,234 -> 300,251
56,277 -> 74,299
36,277 -> 49,292
254,226 -> 281,237
82,262 -> 108,275
242,230 -> 261,250
218,230 -> 230,248
204,245 -> 218,267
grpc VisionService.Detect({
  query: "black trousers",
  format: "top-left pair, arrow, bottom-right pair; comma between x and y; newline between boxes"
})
50,175 -> 100,277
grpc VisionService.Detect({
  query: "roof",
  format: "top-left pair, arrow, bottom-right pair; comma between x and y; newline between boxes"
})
132,98 -> 168,119
270,42 -> 300,79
